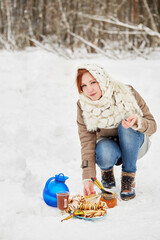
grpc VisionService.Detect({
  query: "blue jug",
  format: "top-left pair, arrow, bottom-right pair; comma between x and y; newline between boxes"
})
43,173 -> 69,207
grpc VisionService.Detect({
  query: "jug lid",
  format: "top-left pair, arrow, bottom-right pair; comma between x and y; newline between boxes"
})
55,173 -> 69,182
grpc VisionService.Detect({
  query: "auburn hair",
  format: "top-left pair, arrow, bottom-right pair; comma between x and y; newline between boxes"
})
76,69 -> 92,94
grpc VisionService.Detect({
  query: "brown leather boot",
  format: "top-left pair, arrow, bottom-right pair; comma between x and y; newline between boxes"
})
121,172 -> 136,200
101,168 -> 116,189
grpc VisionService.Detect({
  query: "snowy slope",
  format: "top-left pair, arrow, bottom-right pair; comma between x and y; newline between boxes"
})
0,49 -> 160,240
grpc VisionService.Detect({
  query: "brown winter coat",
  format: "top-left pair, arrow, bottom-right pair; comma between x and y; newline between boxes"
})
77,86 -> 157,180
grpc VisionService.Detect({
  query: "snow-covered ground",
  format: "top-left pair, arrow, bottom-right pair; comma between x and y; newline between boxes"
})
0,48 -> 160,240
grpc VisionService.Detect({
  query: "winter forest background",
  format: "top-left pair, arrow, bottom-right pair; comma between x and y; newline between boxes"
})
1,1 -> 160,240
0,0 -> 160,58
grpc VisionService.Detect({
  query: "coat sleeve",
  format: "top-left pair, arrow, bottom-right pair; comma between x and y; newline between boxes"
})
131,86 -> 157,136
77,100 -> 97,180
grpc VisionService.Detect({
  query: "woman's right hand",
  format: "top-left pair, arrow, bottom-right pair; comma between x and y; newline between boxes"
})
83,180 -> 96,196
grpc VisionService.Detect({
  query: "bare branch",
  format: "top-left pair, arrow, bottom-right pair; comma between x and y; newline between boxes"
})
29,38 -> 71,59
77,12 -> 160,39
68,31 -> 117,59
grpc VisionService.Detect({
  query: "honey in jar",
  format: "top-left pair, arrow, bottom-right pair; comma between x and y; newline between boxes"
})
100,193 -> 117,208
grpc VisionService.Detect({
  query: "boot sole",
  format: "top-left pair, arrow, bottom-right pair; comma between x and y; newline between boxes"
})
121,194 -> 136,201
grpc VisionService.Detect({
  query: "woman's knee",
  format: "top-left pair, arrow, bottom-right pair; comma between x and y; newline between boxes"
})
118,123 -> 144,147
118,123 -> 130,136
118,123 -> 137,144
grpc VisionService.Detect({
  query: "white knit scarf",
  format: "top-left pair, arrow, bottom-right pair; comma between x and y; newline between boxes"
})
78,64 -> 143,131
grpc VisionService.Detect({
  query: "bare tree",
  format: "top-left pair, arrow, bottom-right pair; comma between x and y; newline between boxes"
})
142,0 -> 160,44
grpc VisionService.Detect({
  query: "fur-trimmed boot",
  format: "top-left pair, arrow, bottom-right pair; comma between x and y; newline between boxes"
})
120,172 -> 136,200
101,168 -> 116,189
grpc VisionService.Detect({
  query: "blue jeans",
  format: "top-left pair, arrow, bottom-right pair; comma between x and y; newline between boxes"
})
95,124 -> 144,173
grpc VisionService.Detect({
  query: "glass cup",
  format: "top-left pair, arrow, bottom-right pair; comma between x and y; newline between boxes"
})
56,192 -> 69,211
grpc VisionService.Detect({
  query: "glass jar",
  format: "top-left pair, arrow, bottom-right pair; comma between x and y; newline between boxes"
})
100,193 -> 117,208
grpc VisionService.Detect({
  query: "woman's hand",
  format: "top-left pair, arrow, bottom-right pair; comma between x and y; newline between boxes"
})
83,180 -> 96,196
122,115 -> 138,129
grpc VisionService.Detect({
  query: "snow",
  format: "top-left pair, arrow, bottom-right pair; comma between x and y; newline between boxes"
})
0,48 -> 160,240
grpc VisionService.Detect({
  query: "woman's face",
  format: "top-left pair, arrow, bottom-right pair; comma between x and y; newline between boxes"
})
81,72 -> 102,101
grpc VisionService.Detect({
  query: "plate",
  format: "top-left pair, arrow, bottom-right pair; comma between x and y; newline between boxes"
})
75,213 -> 107,221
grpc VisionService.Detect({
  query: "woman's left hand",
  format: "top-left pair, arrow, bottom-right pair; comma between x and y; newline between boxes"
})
122,115 -> 138,129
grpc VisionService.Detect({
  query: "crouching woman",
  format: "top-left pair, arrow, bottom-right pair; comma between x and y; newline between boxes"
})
76,64 -> 157,200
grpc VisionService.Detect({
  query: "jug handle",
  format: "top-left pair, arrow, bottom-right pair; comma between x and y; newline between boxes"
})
59,173 -> 68,181
45,177 -> 55,190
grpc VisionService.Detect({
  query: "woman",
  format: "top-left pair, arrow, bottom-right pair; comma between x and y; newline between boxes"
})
76,64 -> 157,201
